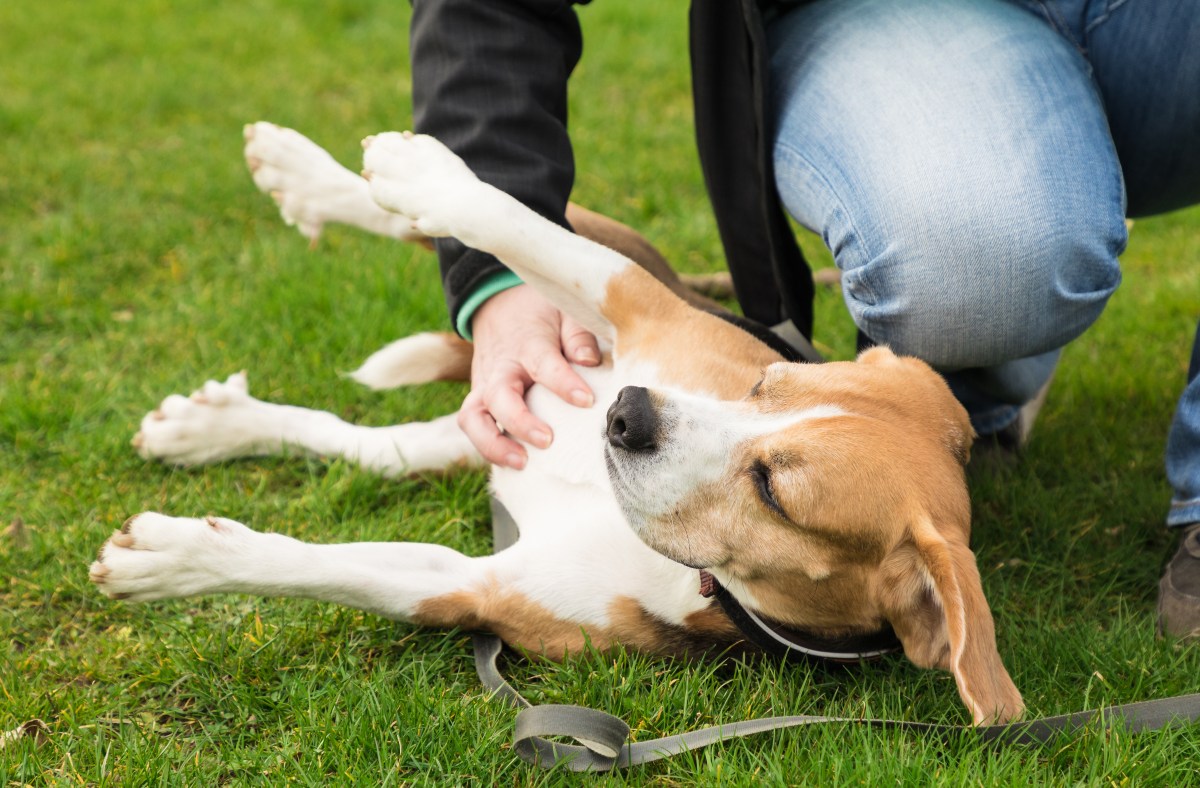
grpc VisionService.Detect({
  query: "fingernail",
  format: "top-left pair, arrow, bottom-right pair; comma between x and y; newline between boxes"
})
575,348 -> 599,365
570,389 -> 594,408
505,452 -> 525,469
530,429 -> 551,448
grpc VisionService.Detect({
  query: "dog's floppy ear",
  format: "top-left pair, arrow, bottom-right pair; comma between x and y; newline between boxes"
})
876,516 -> 1024,725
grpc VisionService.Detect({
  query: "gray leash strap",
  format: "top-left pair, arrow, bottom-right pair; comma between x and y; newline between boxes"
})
472,631 -> 1200,771
481,504 -> 1200,770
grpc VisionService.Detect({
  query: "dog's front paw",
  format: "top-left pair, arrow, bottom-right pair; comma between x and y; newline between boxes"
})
134,372 -> 275,466
244,122 -> 357,245
244,122 -> 424,246
362,132 -> 484,239
90,513 -> 254,601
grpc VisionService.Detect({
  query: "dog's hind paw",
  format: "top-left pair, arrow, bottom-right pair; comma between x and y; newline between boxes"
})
244,121 -> 425,245
134,372 -> 276,466
362,132 -> 489,241
91,513 -> 254,601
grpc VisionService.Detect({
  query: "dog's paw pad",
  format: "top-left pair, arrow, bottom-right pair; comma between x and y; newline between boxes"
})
90,513 -> 249,601
243,122 -> 362,244
362,132 -> 482,238
188,371 -> 248,407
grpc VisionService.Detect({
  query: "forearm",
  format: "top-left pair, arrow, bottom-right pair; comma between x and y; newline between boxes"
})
410,0 -> 583,332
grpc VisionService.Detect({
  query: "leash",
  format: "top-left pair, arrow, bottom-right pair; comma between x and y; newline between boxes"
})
472,632 -> 1200,772
478,498 -> 1200,771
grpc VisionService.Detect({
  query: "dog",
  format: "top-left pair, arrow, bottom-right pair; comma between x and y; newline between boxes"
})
90,123 -> 1024,726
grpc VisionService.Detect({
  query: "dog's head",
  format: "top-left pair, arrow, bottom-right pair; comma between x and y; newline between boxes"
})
604,346 -> 1023,724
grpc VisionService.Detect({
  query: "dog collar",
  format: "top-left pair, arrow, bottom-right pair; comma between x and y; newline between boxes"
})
698,570 -> 902,664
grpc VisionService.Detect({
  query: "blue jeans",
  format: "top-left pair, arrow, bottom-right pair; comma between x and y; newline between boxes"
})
1168,325 -> 1200,526
766,0 -> 1200,527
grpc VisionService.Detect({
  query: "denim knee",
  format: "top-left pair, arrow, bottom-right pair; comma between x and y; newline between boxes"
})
839,199 -> 1125,370
765,0 -> 1129,370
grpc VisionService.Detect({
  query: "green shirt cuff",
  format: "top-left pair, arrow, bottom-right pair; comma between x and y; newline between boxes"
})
455,270 -> 524,340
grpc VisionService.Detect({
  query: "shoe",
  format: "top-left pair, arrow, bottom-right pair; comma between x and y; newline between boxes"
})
1157,523 -> 1200,640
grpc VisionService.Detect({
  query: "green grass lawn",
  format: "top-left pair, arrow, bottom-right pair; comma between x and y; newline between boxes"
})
3,0 -> 1200,783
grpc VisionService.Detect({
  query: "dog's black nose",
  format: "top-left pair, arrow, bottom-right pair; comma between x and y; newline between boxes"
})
606,386 -> 658,452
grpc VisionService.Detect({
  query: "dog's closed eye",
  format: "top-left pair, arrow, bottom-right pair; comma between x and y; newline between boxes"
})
750,460 -> 788,520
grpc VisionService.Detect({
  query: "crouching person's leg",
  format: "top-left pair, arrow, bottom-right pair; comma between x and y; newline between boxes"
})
765,0 -> 1125,445
1162,325 -> 1200,639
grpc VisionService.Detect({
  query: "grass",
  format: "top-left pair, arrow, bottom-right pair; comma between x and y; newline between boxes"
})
2,0 -> 1200,783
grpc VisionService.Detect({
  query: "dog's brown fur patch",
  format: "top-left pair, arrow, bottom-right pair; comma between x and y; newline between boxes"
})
602,266 -> 783,399
415,585 -> 742,660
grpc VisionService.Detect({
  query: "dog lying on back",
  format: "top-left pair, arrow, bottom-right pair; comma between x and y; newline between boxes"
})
90,124 -> 1023,725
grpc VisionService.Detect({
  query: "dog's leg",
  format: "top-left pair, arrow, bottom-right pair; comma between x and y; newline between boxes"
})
91,512 -> 488,617
244,122 -> 429,248
90,513 -> 635,657
363,133 -> 650,345
363,133 -> 782,395
349,332 -> 473,390
242,123 -> 689,275
245,122 -> 731,320
134,372 -> 481,474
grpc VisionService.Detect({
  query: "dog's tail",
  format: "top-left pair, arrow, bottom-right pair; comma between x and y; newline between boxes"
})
348,332 -> 473,389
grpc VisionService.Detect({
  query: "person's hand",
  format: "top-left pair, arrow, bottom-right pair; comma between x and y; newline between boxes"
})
461,284 -> 600,468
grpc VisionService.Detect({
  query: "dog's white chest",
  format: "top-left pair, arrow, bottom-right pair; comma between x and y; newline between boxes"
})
518,366 -> 617,489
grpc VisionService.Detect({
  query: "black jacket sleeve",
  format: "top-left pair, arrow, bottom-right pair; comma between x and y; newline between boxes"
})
410,0 -> 584,333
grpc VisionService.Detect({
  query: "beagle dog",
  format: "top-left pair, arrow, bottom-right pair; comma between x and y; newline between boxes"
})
90,124 -> 1024,726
